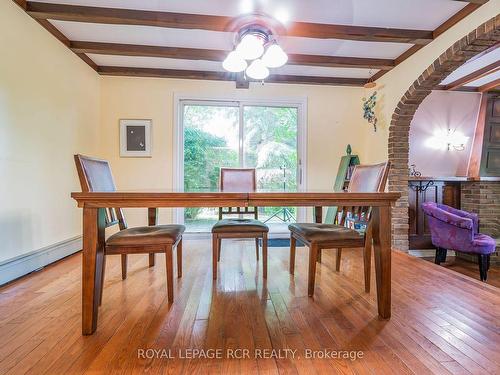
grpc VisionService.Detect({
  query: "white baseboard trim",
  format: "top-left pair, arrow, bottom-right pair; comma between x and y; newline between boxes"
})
0,236 -> 82,286
409,249 -> 456,258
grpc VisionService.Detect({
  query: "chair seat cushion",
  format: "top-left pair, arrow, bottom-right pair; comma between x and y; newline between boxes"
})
289,223 -> 365,245
106,225 -> 185,247
212,218 -> 269,233
467,233 -> 496,255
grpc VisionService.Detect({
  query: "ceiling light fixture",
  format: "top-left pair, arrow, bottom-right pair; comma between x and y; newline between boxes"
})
246,59 -> 270,80
222,51 -> 247,72
222,26 -> 288,81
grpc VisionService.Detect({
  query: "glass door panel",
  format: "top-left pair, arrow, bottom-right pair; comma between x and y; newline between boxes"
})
182,103 -> 239,231
243,105 -> 299,233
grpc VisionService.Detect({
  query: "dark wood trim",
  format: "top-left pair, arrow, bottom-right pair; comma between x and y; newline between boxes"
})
70,41 -> 395,70
467,42 -> 499,63
467,93 -> 488,178
478,78 -> 500,92
374,2 -> 485,82
265,74 -> 367,86
13,0 -> 27,9
26,2 -> 433,44
285,22 -> 432,44
97,66 -> 368,86
444,61 -> 500,90
434,85 -> 478,92
449,0 -> 488,4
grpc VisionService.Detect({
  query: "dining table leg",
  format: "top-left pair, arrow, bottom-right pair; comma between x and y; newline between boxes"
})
82,207 -> 106,335
371,205 -> 392,319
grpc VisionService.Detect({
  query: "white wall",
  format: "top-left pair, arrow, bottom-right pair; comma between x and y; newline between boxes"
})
0,1 -> 101,264
409,90 -> 481,177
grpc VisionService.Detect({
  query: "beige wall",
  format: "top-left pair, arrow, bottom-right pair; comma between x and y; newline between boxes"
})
364,0 -> 500,163
100,77 -> 368,226
0,1 -> 101,263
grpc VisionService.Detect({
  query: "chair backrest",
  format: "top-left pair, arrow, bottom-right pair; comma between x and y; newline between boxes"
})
339,161 -> 390,226
347,162 -> 390,193
220,168 -> 256,192
219,168 -> 258,219
74,154 -> 127,229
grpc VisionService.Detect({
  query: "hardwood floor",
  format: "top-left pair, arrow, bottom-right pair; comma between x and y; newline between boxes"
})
0,239 -> 499,374
422,257 -> 500,288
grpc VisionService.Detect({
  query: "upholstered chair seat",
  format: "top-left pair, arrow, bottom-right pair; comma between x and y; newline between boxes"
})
288,223 -> 364,245
106,225 -> 185,247
212,218 -> 269,233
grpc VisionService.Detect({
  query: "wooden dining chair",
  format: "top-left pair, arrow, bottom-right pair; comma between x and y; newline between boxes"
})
212,168 -> 269,280
74,154 -> 185,302
288,162 -> 390,296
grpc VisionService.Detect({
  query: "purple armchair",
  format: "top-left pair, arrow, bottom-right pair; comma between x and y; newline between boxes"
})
422,202 -> 495,281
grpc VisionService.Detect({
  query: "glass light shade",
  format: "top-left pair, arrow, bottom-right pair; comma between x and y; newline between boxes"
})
236,34 -> 264,60
262,44 -> 288,68
222,51 -> 247,72
246,59 -> 269,80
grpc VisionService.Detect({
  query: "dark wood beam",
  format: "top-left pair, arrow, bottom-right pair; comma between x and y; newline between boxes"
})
97,66 -> 368,86
478,78 -> 500,92
285,23 -> 432,44
467,42 -> 499,63
373,2 -> 485,82
449,0 -> 488,4
26,2 -> 433,44
70,41 -> 395,70
444,61 -> 500,90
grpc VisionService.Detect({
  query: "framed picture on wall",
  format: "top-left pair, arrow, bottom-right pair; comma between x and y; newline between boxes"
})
119,119 -> 152,157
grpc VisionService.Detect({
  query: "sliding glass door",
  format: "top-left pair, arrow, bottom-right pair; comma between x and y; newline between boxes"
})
178,99 -> 305,233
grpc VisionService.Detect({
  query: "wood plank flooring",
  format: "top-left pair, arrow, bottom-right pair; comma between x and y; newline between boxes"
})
424,257 -> 500,288
0,239 -> 499,374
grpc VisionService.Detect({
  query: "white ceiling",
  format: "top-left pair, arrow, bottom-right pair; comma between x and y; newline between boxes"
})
25,0 -> 486,84
441,49 -> 500,87
31,0 -> 466,29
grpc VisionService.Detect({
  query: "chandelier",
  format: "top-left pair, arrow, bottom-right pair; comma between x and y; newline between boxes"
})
222,28 -> 288,80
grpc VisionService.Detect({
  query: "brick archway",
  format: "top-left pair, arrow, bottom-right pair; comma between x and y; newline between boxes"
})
388,16 -> 500,251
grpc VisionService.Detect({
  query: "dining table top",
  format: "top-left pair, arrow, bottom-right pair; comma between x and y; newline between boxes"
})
71,189 -> 401,208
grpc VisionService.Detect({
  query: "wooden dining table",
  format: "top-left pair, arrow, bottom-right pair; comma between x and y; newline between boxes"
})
71,190 -> 401,335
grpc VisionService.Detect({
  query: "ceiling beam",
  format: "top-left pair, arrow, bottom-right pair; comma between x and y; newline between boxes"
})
478,78 -> 500,92
97,66 -> 368,86
444,61 -> 500,90
449,0 -> 489,4
70,41 -> 395,70
26,2 -> 433,44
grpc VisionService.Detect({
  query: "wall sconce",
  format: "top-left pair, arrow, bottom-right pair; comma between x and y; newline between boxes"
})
426,128 -> 468,151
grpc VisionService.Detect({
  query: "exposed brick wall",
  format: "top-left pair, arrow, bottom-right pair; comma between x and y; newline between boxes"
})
461,182 -> 500,263
387,16 -> 500,251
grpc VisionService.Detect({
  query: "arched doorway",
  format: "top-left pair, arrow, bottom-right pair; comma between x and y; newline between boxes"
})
388,16 -> 500,251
